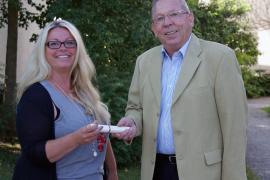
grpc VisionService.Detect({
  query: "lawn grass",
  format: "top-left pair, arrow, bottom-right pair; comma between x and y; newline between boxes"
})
118,165 -> 140,180
247,167 -> 260,180
0,141 -> 259,180
262,106 -> 270,115
0,142 -> 20,180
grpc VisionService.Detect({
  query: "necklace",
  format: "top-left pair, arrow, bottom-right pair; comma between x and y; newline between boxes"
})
49,81 -> 76,100
48,80 -> 105,157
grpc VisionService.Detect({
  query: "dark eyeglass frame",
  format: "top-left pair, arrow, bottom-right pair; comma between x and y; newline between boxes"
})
46,40 -> 77,49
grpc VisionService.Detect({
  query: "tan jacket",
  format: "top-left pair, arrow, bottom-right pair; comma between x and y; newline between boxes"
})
125,34 -> 247,180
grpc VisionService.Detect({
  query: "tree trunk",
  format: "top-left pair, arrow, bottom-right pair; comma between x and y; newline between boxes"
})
4,0 -> 18,106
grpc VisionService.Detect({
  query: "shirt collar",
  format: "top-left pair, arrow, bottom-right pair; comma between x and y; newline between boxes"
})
161,34 -> 192,59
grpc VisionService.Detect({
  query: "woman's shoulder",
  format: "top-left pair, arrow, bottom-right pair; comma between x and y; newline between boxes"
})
19,82 -> 52,106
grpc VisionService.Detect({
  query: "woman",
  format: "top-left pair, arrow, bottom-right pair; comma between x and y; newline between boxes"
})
13,19 -> 118,180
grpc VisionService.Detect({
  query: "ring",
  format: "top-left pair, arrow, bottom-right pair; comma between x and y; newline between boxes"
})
108,125 -> 111,133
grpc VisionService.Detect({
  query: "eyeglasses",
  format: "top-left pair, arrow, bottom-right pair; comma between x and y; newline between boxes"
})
152,10 -> 189,25
46,40 -> 77,49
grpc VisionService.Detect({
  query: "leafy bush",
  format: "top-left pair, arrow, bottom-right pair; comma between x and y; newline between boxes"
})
97,72 -> 142,167
242,67 -> 270,98
191,1 -> 265,97
0,104 -> 16,143
192,1 -> 259,68
0,64 -> 16,142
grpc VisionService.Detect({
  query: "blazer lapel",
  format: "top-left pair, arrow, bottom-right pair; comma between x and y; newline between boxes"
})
172,34 -> 202,105
149,46 -> 163,106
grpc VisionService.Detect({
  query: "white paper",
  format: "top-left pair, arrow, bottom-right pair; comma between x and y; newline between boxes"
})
98,125 -> 130,133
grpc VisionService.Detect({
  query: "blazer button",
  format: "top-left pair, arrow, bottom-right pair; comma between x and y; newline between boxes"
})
175,130 -> 182,135
177,155 -> 184,160
156,112 -> 160,117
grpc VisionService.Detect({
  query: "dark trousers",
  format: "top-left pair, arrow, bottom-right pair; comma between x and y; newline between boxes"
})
153,153 -> 179,180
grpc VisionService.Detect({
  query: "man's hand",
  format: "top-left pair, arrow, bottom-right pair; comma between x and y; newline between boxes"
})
112,117 -> 136,141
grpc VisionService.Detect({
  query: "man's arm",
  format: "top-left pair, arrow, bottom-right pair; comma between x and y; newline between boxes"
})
215,49 -> 248,180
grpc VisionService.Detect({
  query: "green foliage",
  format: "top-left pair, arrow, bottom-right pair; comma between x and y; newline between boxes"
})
0,65 -> 16,140
45,0 -> 157,73
0,142 -> 20,180
242,67 -> 270,98
0,104 -> 16,143
190,0 -> 265,97
192,1 -> 259,67
97,72 -> 142,166
262,106 -> 270,115
247,167 -> 260,180
118,164 -> 141,180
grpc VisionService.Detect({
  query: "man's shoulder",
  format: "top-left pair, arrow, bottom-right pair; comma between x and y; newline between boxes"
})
198,37 -> 234,55
138,45 -> 162,59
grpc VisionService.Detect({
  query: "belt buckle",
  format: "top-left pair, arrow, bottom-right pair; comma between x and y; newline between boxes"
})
168,155 -> 176,164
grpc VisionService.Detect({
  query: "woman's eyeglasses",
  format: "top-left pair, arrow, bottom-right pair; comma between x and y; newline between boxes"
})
46,40 -> 77,49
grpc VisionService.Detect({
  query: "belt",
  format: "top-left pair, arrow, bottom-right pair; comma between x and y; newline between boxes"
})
156,153 -> 176,164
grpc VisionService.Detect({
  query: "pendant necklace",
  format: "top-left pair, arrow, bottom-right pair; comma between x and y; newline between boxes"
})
49,80 -> 103,157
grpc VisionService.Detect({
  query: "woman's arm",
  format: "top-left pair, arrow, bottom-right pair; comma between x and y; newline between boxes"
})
45,123 -> 100,162
104,140 -> 118,180
17,83 -> 100,164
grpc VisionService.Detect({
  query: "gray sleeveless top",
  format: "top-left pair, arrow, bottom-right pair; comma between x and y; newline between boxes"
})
41,80 -> 107,180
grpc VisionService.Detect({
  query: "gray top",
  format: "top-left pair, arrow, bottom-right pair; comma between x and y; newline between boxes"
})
41,80 -> 107,180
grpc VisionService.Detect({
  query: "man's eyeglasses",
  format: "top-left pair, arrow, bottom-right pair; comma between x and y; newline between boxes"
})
46,40 -> 77,49
152,10 -> 189,25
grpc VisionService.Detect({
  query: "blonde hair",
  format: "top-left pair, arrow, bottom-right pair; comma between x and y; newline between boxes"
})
17,19 -> 110,124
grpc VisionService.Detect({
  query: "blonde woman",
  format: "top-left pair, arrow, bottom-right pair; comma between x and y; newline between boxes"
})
13,19 -> 118,180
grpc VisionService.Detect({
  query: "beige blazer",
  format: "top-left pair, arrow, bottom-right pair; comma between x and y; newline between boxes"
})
125,34 -> 247,180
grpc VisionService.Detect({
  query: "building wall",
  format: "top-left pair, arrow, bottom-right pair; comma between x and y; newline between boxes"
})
17,23 -> 41,79
0,28 -> 7,65
256,30 -> 270,66
0,25 -> 7,83
0,1 -> 42,83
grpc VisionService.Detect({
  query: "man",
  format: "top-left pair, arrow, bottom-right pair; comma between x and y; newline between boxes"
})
114,0 -> 247,179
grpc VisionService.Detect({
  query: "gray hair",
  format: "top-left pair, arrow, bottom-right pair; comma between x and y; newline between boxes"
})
151,0 -> 190,17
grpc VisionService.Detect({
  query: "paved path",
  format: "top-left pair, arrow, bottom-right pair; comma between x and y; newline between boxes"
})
246,97 -> 270,180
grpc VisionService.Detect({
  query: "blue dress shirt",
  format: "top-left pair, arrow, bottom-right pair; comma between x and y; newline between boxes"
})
157,36 -> 191,154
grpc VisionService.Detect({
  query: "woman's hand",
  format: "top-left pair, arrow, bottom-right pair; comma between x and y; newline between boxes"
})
73,121 -> 102,145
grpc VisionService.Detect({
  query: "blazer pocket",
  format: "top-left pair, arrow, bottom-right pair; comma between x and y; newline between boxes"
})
204,149 -> 222,165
